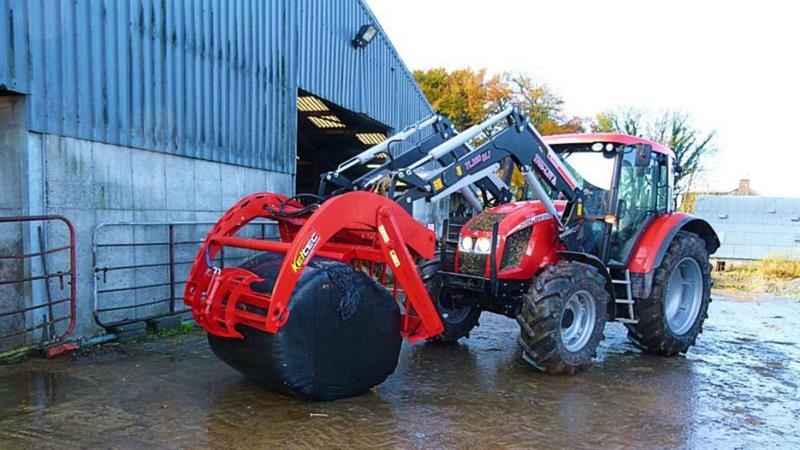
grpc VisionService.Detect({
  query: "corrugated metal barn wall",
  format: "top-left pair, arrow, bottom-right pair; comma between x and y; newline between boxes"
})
297,0 -> 432,132
0,0 -> 299,172
0,0 -> 432,174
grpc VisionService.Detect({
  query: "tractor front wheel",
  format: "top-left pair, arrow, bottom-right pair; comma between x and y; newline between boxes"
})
517,261 -> 610,374
419,256 -> 481,344
626,231 -> 712,355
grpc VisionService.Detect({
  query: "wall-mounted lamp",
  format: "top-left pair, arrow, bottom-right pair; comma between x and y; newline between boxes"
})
352,24 -> 377,48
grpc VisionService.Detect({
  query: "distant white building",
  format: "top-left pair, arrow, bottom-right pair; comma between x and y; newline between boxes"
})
695,195 -> 800,260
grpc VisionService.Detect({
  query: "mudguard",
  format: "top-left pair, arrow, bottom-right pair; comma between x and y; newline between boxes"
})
626,213 -> 719,298
628,212 -> 720,298
628,213 -> 719,274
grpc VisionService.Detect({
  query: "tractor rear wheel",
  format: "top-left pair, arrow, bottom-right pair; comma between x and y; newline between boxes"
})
419,255 -> 481,344
517,261 -> 609,374
626,231 -> 712,355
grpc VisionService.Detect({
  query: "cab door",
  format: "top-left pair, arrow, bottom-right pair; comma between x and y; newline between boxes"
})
606,148 -> 671,266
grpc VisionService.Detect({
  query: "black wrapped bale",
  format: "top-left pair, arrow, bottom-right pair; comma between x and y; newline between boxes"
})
207,252 -> 401,400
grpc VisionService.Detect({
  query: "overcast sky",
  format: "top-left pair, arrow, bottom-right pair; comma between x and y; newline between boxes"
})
366,0 -> 800,196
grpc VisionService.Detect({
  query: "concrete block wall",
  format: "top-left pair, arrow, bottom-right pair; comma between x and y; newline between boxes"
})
0,95 -> 26,351
29,133 -> 293,339
0,96 -> 24,217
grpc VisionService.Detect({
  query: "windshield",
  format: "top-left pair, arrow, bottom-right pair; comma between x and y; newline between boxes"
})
560,150 -> 616,191
506,146 -> 617,205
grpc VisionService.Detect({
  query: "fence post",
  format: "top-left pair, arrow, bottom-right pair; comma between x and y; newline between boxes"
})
168,224 -> 176,313
37,225 -> 56,338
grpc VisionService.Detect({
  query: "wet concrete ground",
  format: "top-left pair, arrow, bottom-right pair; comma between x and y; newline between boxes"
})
1,293 -> 799,449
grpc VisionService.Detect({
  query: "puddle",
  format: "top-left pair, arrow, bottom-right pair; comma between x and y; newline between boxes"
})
1,294 -> 798,448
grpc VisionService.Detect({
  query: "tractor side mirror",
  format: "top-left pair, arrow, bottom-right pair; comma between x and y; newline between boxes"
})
635,144 -> 652,168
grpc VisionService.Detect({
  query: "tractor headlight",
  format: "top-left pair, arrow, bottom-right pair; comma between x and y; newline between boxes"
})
459,236 -> 474,252
473,237 -> 492,254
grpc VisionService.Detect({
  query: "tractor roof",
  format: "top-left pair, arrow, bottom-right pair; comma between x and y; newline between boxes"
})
543,133 -> 675,158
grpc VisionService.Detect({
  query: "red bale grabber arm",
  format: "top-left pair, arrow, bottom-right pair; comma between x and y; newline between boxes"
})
183,190 -> 444,342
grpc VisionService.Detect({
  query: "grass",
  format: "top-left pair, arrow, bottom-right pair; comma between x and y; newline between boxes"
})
714,256 -> 800,295
0,345 -> 35,365
144,320 -> 198,341
752,257 -> 800,279
2,320 -> 199,363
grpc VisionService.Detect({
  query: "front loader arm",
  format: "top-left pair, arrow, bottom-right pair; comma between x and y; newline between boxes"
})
319,117 -> 454,195
319,114 -> 509,211
395,109 -> 584,228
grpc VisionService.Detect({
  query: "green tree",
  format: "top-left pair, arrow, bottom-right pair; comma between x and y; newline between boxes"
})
592,109 -> 716,193
413,67 -> 491,130
504,74 -> 584,135
592,108 -> 643,136
591,111 -> 616,133
413,68 -> 584,134
651,111 -> 716,192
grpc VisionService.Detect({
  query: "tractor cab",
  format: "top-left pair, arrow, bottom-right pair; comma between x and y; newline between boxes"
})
457,132 -> 677,282
543,133 -> 676,266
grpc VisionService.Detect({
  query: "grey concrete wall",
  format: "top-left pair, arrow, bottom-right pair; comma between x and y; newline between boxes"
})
0,96 -> 24,217
33,133 -> 293,339
0,95 -> 26,351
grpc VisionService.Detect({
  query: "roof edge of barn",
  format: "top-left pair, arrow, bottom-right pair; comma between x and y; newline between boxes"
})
357,0 -> 434,117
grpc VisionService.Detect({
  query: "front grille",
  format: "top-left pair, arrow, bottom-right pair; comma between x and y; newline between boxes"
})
466,213 -> 508,231
458,252 -> 487,276
500,227 -> 533,270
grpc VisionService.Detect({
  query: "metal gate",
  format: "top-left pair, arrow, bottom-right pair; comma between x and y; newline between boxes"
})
0,215 -> 76,353
92,221 -> 276,329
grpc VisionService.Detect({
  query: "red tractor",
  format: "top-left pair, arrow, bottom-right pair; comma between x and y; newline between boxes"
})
184,107 -> 719,399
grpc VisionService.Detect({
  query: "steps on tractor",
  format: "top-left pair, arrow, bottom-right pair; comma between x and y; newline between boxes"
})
439,218 -> 467,271
611,269 -> 638,324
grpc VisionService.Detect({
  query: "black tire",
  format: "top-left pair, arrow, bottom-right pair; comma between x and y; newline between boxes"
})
516,260 -> 610,374
626,231 -> 712,356
419,255 -> 481,344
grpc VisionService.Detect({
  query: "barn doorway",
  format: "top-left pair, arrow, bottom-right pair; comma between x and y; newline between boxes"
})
295,89 -> 391,195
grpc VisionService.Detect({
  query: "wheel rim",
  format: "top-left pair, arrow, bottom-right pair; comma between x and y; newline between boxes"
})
439,302 -> 471,324
425,271 -> 471,324
665,257 -> 703,335
560,290 -> 596,352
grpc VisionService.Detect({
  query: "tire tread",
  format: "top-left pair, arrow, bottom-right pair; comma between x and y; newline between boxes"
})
625,231 -> 712,355
516,260 -> 610,374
